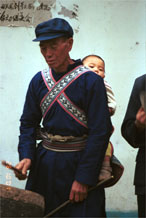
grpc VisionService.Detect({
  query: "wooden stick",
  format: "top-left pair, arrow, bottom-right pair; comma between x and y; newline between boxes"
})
44,175 -> 114,217
1,160 -> 27,179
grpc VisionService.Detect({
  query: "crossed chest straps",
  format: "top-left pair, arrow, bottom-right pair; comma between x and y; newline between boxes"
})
40,65 -> 89,128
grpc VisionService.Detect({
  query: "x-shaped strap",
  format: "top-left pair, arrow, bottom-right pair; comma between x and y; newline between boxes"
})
40,66 -> 88,128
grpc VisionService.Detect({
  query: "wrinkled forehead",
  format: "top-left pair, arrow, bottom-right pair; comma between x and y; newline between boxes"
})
39,37 -> 67,46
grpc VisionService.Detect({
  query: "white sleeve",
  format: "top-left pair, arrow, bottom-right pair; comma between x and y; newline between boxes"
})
104,80 -> 117,114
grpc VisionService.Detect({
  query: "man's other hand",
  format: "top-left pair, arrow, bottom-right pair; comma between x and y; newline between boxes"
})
69,180 -> 88,203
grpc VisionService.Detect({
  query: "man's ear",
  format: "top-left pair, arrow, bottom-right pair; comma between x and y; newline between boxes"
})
67,37 -> 73,52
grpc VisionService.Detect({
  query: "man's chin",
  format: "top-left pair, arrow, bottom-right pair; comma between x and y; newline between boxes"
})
47,62 -> 56,68
47,63 -> 58,71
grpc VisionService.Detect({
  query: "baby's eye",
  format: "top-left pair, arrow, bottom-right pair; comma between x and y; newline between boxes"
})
89,65 -> 94,68
99,68 -> 104,71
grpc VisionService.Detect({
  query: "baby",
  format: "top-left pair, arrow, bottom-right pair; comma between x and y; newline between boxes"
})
82,54 -> 116,180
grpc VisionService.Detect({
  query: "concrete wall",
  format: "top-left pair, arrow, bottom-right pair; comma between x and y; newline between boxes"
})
0,0 -> 146,215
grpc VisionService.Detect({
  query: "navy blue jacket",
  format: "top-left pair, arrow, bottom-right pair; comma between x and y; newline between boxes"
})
121,74 -> 146,195
18,59 -> 112,186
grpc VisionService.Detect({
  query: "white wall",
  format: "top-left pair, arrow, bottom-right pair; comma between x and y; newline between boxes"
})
0,0 -> 146,213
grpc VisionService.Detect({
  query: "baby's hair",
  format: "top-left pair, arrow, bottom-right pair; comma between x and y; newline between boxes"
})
82,54 -> 105,65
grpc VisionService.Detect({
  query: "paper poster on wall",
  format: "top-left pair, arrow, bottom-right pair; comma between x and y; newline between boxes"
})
0,0 -> 56,27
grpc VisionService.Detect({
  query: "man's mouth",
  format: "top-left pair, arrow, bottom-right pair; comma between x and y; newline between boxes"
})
46,59 -> 55,65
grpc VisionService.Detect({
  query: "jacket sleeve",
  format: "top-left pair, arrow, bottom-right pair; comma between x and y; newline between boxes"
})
104,80 -> 116,115
18,76 -> 42,161
75,74 -> 112,186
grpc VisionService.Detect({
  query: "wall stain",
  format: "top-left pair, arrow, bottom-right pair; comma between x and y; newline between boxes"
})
135,42 -> 139,45
58,4 -> 79,20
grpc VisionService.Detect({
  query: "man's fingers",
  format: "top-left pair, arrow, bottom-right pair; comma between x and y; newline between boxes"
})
74,192 -> 80,202
15,171 -> 27,180
69,191 -> 82,202
22,162 -> 30,175
78,189 -> 88,202
15,162 -> 23,170
69,190 -> 74,202
69,185 -> 88,202
71,191 -> 87,202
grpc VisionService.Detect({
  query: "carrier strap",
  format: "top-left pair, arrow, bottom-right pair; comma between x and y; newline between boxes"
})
40,65 -> 89,128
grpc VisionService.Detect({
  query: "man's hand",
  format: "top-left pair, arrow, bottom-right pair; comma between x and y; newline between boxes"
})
69,180 -> 88,203
15,158 -> 31,180
135,107 -> 146,130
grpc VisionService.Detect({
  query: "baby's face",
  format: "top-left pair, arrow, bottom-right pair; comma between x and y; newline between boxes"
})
83,56 -> 105,78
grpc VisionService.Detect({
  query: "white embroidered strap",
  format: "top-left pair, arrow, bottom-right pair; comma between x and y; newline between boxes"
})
58,93 -> 87,127
40,66 -> 88,128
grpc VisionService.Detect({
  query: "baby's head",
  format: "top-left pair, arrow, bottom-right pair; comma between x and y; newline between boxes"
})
82,55 -> 105,78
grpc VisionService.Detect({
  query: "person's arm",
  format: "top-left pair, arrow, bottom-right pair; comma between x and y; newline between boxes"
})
15,75 -> 42,179
121,78 -> 145,148
104,80 -> 116,116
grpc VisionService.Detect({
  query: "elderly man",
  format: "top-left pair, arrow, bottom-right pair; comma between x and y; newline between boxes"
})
15,18 -> 112,217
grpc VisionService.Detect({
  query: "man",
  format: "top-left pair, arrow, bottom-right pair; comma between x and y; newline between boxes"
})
15,18 -> 112,217
121,74 -> 146,218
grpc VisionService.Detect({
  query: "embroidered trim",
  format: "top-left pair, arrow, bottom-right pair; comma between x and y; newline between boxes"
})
58,93 -> 87,127
41,66 -> 88,128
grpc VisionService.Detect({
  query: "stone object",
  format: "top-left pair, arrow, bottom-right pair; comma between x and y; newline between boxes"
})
0,184 -> 45,217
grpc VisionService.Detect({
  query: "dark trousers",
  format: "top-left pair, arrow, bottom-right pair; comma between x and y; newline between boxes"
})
137,195 -> 145,218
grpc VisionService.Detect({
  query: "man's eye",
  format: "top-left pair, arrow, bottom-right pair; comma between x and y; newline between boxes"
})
51,44 -> 57,49
41,47 -> 46,51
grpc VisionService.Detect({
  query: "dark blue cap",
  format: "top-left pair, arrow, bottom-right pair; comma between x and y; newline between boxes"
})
33,18 -> 74,42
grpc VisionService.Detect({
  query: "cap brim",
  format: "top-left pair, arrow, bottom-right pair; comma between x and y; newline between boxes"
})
33,33 -> 67,42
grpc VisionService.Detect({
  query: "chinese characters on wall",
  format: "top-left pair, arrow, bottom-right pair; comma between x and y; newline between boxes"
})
0,0 -> 56,27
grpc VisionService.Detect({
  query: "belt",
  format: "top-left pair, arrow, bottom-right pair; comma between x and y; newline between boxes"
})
37,128 -> 87,152
42,138 -> 87,152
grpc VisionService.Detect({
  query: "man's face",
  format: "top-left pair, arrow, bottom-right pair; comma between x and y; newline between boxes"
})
39,37 -> 73,72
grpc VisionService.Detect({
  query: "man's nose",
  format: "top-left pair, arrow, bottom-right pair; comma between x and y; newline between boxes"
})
45,47 -> 53,57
